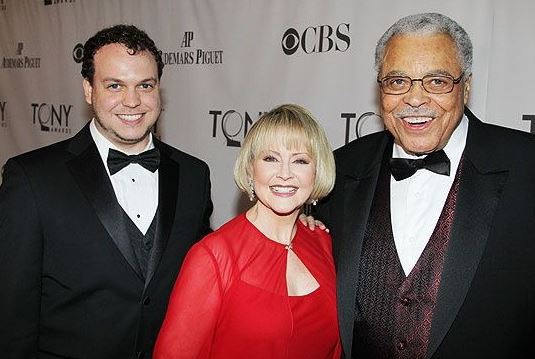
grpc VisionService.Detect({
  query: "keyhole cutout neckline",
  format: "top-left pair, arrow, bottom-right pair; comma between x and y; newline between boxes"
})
244,212 -> 320,296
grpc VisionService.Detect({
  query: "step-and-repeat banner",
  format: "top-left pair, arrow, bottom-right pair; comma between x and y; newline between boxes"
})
1,0 -> 534,227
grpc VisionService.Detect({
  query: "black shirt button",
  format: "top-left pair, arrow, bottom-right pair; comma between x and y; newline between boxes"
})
400,297 -> 411,306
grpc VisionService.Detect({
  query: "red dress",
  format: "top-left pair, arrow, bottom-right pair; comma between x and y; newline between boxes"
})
153,213 -> 341,358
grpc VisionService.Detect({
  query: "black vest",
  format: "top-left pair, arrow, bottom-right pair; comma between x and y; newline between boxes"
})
352,154 -> 462,359
121,207 -> 158,279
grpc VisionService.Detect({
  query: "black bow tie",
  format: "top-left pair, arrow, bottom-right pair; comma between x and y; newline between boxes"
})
389,149 -> 450,181
107,148 -> 160,175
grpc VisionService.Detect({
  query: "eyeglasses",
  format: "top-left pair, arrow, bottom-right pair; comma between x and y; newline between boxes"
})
377,73 -> 464,95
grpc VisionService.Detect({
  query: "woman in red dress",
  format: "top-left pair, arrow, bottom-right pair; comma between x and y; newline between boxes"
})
153,104 -> 341,359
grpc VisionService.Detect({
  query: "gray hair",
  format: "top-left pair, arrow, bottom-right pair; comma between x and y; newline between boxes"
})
375,13 -> 473,76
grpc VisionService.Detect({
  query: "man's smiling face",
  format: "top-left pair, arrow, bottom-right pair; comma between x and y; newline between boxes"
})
378,33 -> 471,155
83,43 -> 161,153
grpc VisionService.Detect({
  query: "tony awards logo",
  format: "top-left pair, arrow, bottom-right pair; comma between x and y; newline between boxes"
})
210,109 -> 264,147
0,101 -> 7,128
523,114 -> 535,134
31,103 -> 73,134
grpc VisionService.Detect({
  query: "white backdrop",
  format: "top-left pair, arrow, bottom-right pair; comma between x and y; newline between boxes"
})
1,0 -> 534,227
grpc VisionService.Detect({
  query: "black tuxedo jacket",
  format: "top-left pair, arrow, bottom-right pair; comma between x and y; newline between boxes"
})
0,124 -> 213,358
320,108 -> 535,358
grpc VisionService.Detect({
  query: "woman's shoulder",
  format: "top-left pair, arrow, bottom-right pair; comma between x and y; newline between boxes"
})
296,220 -> 333,253
195,213 -> 250,254
183,214 -> 251,288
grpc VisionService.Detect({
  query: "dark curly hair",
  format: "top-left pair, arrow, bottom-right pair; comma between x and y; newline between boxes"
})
81,24 -> 164,83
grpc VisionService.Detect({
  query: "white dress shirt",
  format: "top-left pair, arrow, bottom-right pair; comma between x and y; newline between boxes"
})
90,120 -> 159,235
390,115 -> 468,275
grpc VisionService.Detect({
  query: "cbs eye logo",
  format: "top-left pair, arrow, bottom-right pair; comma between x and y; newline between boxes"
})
72,43 -> 84,63
282,23 -> 350,55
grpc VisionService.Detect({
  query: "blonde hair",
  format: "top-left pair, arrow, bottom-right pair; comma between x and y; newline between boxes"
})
234,104 -> 335,202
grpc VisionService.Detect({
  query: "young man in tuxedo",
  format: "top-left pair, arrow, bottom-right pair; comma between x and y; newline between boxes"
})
320,12 -> 535,359
0,25 -> 212,358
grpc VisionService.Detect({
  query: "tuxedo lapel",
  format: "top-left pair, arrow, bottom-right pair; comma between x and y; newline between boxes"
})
66,125 -> 143,279
144,141 -> 179,288
336,135 -> 390,356
426,111 -> 509,358
337,170 -> 380,355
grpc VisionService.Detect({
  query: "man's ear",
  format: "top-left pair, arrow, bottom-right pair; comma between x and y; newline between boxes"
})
463,74 -> 472,105
82,79 -> 93,105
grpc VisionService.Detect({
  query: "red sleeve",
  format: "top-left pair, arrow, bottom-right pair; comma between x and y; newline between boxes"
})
153,242 -> 223,359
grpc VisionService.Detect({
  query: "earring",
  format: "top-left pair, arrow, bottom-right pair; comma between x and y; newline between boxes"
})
248,178 -> 255,201
311,199 -> 318,206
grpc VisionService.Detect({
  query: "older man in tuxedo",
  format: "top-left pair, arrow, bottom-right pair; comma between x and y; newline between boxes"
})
0,25 -> 212,358
320,12 -> 535,359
